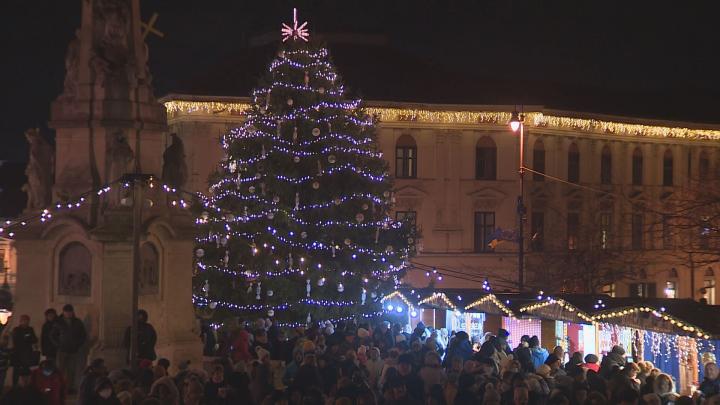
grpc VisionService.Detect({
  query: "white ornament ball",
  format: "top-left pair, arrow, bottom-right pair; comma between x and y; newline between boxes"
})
267,290 -> 274,297
287,98 -> 294,106
344,238 -> 351,246
267,309 -> 275,317
337,283 -> 345,293
201,211 -> 209,220
371,292 -> 377,298
312,181 -> 320,190
355,213 -> 365,223
209,302 -> 217,309
277,50 -> 285,58
334,198 -> 342,206
301,231 -> 308,239
273,195 -> 280,203
328,155 -> 336,164
361,203 -> 369,211
294,156 -> 301,163
318,87 -> 325,94
317,278 -> 326,287
267,212 -> 275,219
385,245 -> 394,253
312,128 -> 321,137
249,186 -> 256,194
226,214 -> 235,221
195,248 -> 205,258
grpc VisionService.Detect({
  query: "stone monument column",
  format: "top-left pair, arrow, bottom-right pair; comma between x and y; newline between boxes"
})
13,0 -> 201,371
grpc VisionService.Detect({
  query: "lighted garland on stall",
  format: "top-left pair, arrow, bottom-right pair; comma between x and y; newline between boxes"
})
519,296 -> 594,323
593,306 -> 711,339
465,294 -> 515,318
417,292 -> 458,311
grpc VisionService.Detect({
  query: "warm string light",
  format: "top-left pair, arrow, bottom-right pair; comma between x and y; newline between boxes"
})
593,306 -> 710,339
464,294 -> 514,317
165,100 -> 720,141
418,292 -> 457,311
519,297 -> 594,323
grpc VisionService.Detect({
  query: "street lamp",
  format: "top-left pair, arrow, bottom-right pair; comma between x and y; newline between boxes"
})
509,110 -> 526,292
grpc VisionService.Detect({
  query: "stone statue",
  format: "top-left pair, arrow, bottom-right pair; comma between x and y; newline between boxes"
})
61,29 -> 81,99
162,133 -> 188,188
22,129 -> 54,210
91,0 -> 131,87
107,132 -> 134,181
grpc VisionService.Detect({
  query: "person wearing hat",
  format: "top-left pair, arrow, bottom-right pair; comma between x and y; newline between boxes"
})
31,358 -> 66,405
89,376 -> 121,405
78,358 -> 107,405
50,304 -> 87,393
544,353 -> 566,377
582,354 -> 600,373
10,314 -> 38,387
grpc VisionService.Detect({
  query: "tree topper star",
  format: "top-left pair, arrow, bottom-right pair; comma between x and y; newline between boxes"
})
281,8 -> 309,42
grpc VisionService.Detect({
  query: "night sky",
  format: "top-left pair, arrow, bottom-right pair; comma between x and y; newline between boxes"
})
1,1 -> 718,161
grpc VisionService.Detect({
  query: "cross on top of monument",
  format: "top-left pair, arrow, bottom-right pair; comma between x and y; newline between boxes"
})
141,12 -> 164,40
281,8 -> 309,42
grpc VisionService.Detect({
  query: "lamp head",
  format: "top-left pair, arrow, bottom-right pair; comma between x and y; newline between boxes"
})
509,110 -> 522,133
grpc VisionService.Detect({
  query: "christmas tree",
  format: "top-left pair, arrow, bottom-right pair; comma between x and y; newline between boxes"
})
193,10 -> 415,326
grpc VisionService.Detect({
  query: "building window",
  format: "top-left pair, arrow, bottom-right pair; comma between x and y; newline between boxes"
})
396,211 -> 417,234
531,212 -> 544,251
632,147 -> 643,185
395,134 -> 417,178
600,213 -> 612,250
663,149 -> 674,186
703,277 -> 716,305
475,136 -> 497,180
662,215 -> 672,249
631,213 -> 643,250
568,143 -> 580,183
58,242 -> 92,297
629,282 -> 657,298
533,139 -> 545,181
664,281 -> 677,298
474,212 -> 496,252
601,283 -> 616,297
700,217 -> 711,250
700,151 -> 710,180
567,212 -> 579,250
601,145 -> 612,185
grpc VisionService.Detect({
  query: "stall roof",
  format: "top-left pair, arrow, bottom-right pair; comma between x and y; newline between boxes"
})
385,288 -> 720,339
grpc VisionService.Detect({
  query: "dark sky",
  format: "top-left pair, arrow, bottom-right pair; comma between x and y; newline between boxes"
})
1,1 -> 718,161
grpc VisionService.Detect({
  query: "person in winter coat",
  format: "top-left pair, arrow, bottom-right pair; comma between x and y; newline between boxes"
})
514,335 -> 534,373
418,351 -> 446,395
40,309 -> 58,362
599,345 -> 626,378
699,362 -> 720,399
149,374 -> 181,405
230,326 -> 251,363
50,304 -> 87,392
122,309 -> 157,364
444,331 -> 473,366
78,359 -> 107,405
0,368 -> 45,405
10,314 -> 38,387
31,359 -> 66,405
528,336 -> 548,371
87,377 -> 121,405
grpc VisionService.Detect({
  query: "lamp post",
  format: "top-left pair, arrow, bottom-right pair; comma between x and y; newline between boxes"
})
509,110 -> 525,292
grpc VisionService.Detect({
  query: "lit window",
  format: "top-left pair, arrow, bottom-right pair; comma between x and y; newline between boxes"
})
703,279 -> 716,305
601,283 -> 616,297
664,281 -> 677,298
395,134 -> 417,179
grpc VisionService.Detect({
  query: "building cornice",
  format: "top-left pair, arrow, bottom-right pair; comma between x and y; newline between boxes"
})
160,93 -> 720,141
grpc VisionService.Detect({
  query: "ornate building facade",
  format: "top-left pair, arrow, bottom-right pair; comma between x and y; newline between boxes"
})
162,95 -> 720,301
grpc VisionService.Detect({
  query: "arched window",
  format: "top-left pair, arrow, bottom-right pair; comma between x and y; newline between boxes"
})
532,139 -> 545,181
58,242 -> 92,296
395,134 -> 417,178
663,149 -> 674,186
706,268 -> 715,277
669,268 -> 679,278
700,150 -> 710,180
601,145 -> 612,185
475,136 -> 497,180
140,242 -> 160,295
632,147 -> 643,185
568,143 -> 580,183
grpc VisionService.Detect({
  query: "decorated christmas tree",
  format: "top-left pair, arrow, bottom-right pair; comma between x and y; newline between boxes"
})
193,10 -> 415,326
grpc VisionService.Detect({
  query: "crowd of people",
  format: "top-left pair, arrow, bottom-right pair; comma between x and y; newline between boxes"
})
1,311 -> 719,404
